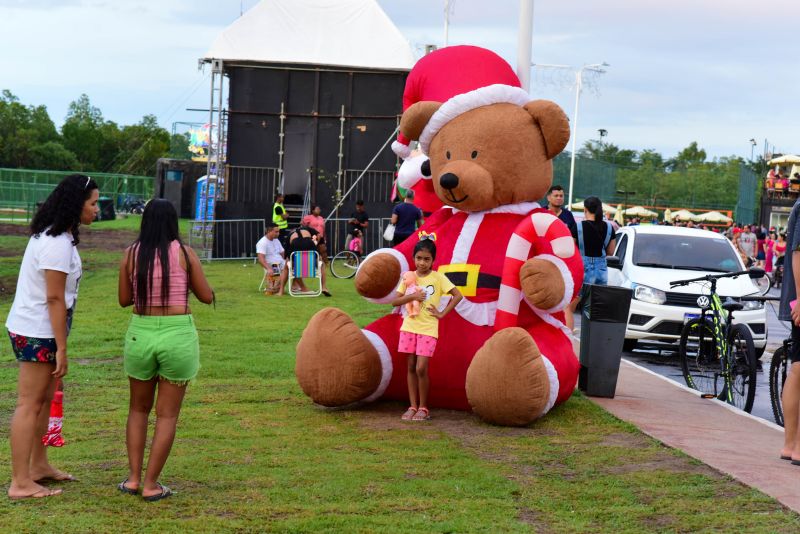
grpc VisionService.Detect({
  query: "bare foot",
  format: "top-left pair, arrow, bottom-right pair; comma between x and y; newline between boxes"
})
8,482 -> 63,500
30,466 -> 77,482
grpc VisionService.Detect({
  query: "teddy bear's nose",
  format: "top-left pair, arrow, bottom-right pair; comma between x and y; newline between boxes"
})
439,173 -> 460,190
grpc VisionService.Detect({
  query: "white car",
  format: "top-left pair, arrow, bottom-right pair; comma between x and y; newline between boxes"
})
606,225 -> 768,357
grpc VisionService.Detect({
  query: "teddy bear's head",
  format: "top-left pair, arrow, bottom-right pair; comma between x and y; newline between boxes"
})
400,95 -> 570,212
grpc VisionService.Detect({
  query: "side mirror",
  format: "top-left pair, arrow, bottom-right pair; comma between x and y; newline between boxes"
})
607,255 -> 622,269
748,267 -> 765,279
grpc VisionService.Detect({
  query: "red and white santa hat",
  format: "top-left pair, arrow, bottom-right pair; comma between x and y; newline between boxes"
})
392,45 -> 528,159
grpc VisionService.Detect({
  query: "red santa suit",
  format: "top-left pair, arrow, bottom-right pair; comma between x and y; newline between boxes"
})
358,201 -> 583,416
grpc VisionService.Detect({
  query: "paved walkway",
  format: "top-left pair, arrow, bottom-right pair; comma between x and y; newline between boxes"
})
590,359 -> 800,513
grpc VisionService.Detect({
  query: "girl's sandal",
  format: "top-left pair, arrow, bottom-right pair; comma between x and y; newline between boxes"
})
401,407 -> 418,421
411,407 -> 430,421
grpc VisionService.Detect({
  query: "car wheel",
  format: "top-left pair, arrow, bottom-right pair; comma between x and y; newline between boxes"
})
622,339 -> 638,352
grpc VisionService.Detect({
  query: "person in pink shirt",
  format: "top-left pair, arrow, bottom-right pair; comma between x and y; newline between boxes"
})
301,205 -> 328,264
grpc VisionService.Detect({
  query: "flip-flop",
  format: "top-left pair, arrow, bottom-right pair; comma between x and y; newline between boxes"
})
411,407 -> 430,421
9,487 -> 63,500
322,290 -> 332,297
142,483 -> 173,502
792,459 -> 800,466
401,407 -> 418,421
117,479 -> 138,495
780,455 -> 792,461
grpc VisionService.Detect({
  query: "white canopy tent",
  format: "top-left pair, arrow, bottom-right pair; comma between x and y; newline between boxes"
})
203,0 -> 415,70
695,211 -> 733,223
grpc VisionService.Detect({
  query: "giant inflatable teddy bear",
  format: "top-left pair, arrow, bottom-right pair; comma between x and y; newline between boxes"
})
295,46 -> 583,426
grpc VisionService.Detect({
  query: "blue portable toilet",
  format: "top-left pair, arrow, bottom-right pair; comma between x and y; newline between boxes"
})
195,176 -> 207,220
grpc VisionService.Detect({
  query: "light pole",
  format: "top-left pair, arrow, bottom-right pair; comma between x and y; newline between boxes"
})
567,63 -> 609,209
749,138 -> 757,162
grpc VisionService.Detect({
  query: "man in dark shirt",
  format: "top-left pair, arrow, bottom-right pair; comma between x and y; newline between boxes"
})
546,185 -> 577,235
345,199 -> 369,252
391,190 -> 423,246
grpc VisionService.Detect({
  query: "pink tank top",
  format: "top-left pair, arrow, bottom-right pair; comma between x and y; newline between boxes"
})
132,241 -> 189,308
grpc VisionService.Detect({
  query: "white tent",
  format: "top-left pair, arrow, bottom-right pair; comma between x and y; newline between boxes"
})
671,209 -> 698,222
624,206 -> 657,218
203,0 -> 415,70
695,211 -> 733,223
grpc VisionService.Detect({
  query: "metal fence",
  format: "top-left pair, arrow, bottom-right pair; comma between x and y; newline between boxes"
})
736,165 -> 758,224
226,165 -> 280,203
0,167 -> 153,210
187,218 -> 265,261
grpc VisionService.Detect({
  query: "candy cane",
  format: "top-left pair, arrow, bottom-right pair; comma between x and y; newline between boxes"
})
495,211 -> 576,331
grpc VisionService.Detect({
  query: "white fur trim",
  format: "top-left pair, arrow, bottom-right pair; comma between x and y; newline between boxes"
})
507,233 -> 532,262
361,330 -> 393,402
450,201 -> 540,216
531,212 -> 558,237
532,254 -> 574,313
538,355 -> 560,417
551,236 -> 576,258
451,212 -> 484,264
361,248 -> 410,304
455,298 -> 497,326
531,306 -> 573,338
419,84 -> 531,153
397,153 -> 428,189
392,140 -> 412,159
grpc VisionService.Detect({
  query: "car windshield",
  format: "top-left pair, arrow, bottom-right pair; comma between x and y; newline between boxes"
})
632,233 -> 741,273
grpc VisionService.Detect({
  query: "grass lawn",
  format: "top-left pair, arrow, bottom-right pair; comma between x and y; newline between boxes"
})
1,220 -> 799,533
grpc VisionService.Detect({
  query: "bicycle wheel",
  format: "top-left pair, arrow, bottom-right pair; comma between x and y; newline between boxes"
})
679,318 -> 721,396
770,347 -> 789,427
725,323 -> 757,413
330,251 -> 360,279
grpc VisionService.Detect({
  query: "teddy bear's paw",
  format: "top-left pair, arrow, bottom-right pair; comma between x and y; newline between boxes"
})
355,252 -> 402,299
520,258 -> 565,311
465,327 -> 551,426
295,308 -> 382,407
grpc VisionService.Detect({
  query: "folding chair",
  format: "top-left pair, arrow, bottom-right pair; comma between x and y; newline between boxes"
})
259,262 -> 283,294
288,250 -> 322,297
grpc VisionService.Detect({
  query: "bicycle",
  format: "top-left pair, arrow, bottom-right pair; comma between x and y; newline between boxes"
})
329,250 -> 361,279
671,268 -> 765,413
770,337 -> 791,427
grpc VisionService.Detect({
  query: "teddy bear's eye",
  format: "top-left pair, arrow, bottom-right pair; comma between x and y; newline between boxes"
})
446,151 -> 451,160
471,151 -> 478,159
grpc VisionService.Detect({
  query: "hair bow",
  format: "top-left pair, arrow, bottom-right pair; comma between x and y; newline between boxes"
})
418,231 -> 437,242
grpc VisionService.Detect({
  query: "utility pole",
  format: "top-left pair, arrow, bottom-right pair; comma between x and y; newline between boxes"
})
516,0 -> 535,92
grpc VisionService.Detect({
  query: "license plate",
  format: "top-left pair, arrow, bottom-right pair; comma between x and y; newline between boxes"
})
683,313 -> 699,324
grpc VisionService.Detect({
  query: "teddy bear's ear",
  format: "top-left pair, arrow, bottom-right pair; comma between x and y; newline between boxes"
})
523,100 -> 571,160
400,101 -> 442,142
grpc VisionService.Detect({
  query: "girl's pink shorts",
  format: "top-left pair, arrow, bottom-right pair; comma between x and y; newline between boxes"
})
398,331 -> 437,357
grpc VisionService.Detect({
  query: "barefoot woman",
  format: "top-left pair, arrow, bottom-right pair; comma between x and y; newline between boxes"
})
5,174 -> 99,500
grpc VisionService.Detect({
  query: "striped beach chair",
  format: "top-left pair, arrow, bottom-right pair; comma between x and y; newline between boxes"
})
288,250 -> 322,297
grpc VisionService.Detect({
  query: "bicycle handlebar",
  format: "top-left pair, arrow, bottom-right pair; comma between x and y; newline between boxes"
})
669,269 -> 753,288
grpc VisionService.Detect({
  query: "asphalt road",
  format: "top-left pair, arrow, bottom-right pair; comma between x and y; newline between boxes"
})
574,287 -> 789,425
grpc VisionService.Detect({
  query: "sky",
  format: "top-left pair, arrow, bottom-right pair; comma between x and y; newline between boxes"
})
1,0 -> 798,161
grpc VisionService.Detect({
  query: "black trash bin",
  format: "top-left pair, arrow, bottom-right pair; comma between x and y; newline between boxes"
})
578,284 -> 633,398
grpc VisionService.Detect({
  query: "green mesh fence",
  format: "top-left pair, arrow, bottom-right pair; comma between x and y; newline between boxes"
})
0,168 -> 153,213
735,165 -> 758,224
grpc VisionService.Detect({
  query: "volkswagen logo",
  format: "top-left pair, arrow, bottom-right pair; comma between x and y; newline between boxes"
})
696,296 -> 710,309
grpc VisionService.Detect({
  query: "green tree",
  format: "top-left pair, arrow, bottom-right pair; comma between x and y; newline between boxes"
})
578,140 -> 637,167
667,141 -> 707,171
28,141 -> 80,170
115,114 -> 170,175
168,132 -> 193,160
61,93 -> 105,170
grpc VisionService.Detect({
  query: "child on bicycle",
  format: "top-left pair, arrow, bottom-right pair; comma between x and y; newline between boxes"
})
348,229 -> 363,257
390,237 -> 462,422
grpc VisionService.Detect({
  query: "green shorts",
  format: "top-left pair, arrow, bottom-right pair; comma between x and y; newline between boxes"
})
124,314 -> 200,384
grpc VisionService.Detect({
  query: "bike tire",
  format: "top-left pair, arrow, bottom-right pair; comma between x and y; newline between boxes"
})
330,251 -> 360,279
679,318 -> 721,396
769,347 -> 789,427
726,323 -> 757,413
